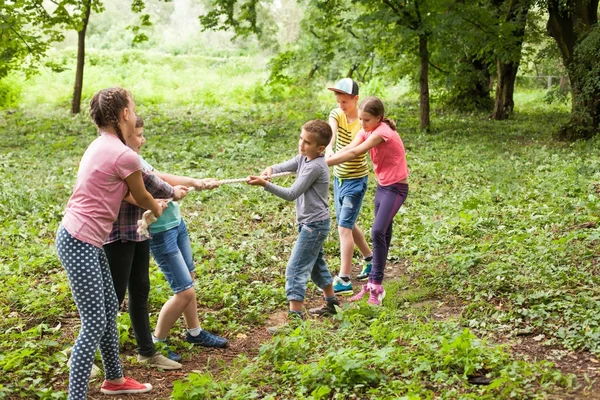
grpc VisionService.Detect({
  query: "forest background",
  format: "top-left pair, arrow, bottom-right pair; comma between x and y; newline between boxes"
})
1,0 -> 600,398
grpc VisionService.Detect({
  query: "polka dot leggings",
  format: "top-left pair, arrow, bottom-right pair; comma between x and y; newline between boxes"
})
56,226 -> 123,400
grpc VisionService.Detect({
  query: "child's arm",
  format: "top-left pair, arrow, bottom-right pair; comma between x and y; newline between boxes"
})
327,133 -> 384,166
125,170 -> 165,217
150,170 -> 218,191
326,117 -> 338,158
252,164 -> 321,202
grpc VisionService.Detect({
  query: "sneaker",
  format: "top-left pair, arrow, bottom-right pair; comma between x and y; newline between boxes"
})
333,276 -> 353,296
137,353 -> 182,370
185,330 -> 229,348
368,286 -> 386,306
308,298 -> 339,316
356,262 -> 372,281
349,284 -> 370,302
100,377 -> 152,395
154,338 -> 182,362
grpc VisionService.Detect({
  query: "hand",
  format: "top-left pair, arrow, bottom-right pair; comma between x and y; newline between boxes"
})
172,185 -> 189,200
154,200 -> 167,217
260,167 -> 273,179
247,175 -> 268,187
201,178 -> 219,190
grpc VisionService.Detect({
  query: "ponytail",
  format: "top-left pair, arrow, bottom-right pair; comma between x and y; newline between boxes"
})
382,117 -> 396,131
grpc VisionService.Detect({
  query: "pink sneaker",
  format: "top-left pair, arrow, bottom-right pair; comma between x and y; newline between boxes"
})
349,284 -> 369,302
368,284 -> 386,306
101,377 -> 152,395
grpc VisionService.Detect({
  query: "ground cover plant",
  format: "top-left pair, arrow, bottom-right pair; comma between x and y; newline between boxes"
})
1,56 -> 599,398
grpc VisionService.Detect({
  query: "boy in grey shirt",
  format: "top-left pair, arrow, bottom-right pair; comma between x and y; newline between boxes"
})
247,120 -> 339,319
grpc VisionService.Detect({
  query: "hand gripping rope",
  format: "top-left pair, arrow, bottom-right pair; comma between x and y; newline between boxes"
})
136,171 -> 294,237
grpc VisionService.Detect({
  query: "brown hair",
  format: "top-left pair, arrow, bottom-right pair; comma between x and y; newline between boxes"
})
89,87 -> 132,144
359,96 -> 397,131
135,115 -> 144,128
302,120 -> 332,147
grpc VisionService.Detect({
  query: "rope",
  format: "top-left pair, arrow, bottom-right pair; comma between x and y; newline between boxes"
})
136,171 -> 294,237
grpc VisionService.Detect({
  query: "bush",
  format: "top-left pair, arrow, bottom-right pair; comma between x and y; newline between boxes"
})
0,76 -> 22,108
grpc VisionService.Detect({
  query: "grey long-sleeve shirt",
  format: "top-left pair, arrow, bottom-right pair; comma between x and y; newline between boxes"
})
264,154 -> 330,224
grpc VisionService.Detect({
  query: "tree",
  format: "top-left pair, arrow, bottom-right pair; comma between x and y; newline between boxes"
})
490,0 -> 531,120
0,1 -> 65,80
545,0 -> 599,139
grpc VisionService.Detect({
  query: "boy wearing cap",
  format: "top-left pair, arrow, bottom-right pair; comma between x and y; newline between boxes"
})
323,78 -> 373,298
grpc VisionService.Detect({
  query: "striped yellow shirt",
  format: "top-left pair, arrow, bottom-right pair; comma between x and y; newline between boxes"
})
330,108 -> 369,179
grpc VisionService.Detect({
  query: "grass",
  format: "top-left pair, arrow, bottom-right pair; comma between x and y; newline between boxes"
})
0,50 -> 596,398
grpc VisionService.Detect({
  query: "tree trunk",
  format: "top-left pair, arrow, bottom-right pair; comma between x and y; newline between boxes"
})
418,34 -> 430,130
71,1 -> 92,114
491,0 -> 529,120
491,61 -> 519,119
547,0 -> 599,140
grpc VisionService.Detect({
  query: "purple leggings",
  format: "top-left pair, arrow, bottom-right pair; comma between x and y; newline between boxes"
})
369,182 -> 409,284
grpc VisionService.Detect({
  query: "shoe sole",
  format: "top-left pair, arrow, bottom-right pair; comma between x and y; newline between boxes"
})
101,387 -> 152,395
186,340 -> 230,349
356,276 -> 369,281
143,362 -> 182,370
334,289 -> 354,296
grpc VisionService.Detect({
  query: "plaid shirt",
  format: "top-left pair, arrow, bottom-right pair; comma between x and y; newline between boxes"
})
105,169 -> 174,244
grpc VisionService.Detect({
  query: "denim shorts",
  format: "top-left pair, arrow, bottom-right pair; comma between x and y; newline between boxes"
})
149,220 -> 195,294
333,176 -> 368,229
285,219 -> 333,302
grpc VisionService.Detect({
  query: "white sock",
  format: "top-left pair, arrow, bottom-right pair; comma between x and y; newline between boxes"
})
339,273 -> 350,281
152,335 -> 165,343
187,327 -> 202,337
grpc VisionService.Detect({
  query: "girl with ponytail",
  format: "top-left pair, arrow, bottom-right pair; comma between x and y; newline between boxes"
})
327,96 -> 409,306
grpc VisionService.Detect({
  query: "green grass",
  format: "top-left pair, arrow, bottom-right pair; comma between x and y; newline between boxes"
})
1,51 -> 595,398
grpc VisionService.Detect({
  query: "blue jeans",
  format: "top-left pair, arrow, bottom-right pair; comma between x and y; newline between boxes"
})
149,220 -> 195,294
285,219 -> 333,302
333,176 -> 368,229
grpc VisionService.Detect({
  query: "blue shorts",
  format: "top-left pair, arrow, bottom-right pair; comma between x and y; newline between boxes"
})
149,220 -> 195,294
333,176 -> 368,230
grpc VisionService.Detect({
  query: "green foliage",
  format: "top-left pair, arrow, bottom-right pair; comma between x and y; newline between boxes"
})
0,50 -> 592,398
0,1 -> 65,79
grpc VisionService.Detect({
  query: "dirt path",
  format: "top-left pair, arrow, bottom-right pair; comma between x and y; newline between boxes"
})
58,262 -> 600,399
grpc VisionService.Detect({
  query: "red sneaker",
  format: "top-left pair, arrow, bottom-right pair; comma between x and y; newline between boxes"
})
101,377 -> 152,395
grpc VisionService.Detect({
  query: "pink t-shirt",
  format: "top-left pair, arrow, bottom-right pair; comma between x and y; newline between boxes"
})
357,122 -> 408,186
62,133 -> 142,248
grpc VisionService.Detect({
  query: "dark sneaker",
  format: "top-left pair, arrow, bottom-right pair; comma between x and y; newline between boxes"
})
356,262 -> 372,281
185,330 -> 229,348
332,276 -> 353,296
308,298 -> 339,316
154,339 -> 182,361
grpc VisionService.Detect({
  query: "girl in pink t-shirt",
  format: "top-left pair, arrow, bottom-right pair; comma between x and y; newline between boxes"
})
327,96 -> 409,306
55,88 -> 165,399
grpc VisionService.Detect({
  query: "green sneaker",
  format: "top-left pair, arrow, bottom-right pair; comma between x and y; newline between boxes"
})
333,276 -> 353,296
356,262 -> 372,281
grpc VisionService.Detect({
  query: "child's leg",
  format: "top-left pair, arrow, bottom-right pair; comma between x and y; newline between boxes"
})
56,227 -> 123,399
126,241 -> 155,357
97,250 -> 126,379
285,221 -> 329,310
370,183 -> 408,284
154,288 -> 195,339
150,223 -> 196,339
334,177 -> 369,278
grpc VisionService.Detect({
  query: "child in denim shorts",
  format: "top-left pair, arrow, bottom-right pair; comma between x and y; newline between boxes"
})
247,120 -> 340,319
